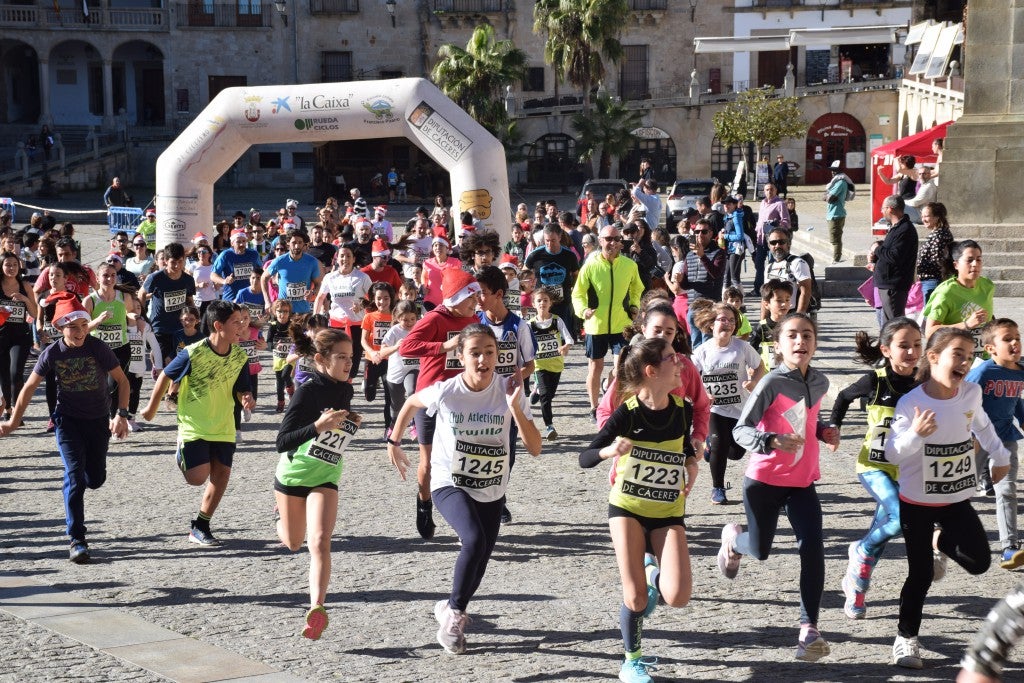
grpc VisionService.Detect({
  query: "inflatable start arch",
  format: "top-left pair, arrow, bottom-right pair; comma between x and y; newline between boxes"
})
155,78 -> 512,248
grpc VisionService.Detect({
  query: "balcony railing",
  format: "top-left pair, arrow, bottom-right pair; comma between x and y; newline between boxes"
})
309,0 -> 358,14
430,0 -> 503,13
175,2 -> 272,28
630,0 -> 666,9
0,4 -> 168,30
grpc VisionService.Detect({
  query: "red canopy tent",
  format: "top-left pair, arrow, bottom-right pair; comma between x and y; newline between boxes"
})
870,121 -> 952,223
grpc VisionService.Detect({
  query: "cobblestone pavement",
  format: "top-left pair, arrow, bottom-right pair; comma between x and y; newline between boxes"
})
2,196 -> 1023,682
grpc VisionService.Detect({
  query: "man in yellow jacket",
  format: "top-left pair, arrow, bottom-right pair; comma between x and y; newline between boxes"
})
571,223 -> 645,421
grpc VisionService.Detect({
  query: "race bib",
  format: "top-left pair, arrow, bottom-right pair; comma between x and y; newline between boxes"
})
239,339 -> 258,361
373,320 -> 390,347
505,289 -> 521,314
42,322 -> 58,341
452,439 -> 507,490
96,323 -> 124,347
2,301 -> 25,323
620,446 -> 686,503
521,306 -> 537,321
307,419 -> 359,465
866,416 -> 892,463
244,302 -> 263,319
534,330 -> 560,360
130,338 -> 144,363
233,263 -> 253,279
403,356 -> 418,367
273,341 -> 290,360
164,289 -> 187,312
703,371 -> 741,406
923,440 -> 976,496
286,282 -> 307,301
496,339 -> 518,376
444,330 -> 460,371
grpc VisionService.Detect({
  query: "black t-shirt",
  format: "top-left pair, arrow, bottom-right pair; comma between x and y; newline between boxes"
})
33,335 -> 119,419
143,270 -> 196,335
307,242 -> 337,271
524,246 -> 579,301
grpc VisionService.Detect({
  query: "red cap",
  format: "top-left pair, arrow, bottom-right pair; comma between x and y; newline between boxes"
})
371,239 -> 390,257
441,269 -> 480,307
48,291 -> 91,327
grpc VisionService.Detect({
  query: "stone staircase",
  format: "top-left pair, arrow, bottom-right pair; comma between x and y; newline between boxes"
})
792,221 -> 1024,300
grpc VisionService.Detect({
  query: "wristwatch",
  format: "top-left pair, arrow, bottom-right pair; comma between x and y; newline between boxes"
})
116,408 -> 130,419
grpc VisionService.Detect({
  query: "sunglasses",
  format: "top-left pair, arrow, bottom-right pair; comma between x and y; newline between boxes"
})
133,242 -> 146,247
600,236 -> 622,243
768,239 -> 789,246
694,229 -> 712,235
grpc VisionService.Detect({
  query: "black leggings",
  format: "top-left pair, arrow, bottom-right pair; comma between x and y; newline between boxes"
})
707,413 -> 745,489
275,366 -> 293,402
734,477 -> 824,625
0,328 -> 32,408
385,373 -> 417,431
128,373 -> 144,415
898,499 -> 990,638
433,486 -> 504,612
107,344 -> 131,418
534,369 -> 561,426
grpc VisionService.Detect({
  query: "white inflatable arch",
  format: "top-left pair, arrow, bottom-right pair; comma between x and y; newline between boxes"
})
155,78 -> 511,248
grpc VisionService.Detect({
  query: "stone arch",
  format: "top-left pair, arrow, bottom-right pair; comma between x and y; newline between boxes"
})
156,78 -> 511,247
804,112 -> 866,184
48,39 -> 104,125
0,40 -> 40,123
112,40 -> 166,125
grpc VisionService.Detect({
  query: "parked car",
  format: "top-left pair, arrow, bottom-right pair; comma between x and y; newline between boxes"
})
577,179 -> 629,206
665,178 -> 715,231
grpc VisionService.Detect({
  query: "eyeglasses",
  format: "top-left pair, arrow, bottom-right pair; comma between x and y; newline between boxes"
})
714,316 -> 736,324
600,236 -> 622,243
768,239 -> 789,246
659,352 -> 680,365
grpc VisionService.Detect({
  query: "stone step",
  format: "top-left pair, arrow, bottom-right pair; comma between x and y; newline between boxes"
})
970,252 -> 1023,267
951,224 -> 1024,240
791,228 -> 869,268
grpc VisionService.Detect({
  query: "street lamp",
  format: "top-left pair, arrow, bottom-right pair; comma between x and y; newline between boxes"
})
385,0 -> 396,27
273,0 -> 287,25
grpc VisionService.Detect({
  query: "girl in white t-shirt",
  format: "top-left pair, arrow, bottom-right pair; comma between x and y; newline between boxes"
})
884,327 -> 1010,669
387,324 -> 541,655
377,300 -> 420,440
692,302 -> 765,505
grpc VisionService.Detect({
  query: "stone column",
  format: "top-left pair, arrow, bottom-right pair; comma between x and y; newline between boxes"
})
939,0 -> 1024,224
38,57 -> 51,123
102,59 -> 114,128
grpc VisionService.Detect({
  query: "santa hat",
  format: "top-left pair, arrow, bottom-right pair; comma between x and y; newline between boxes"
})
374,205 -> 388,216
498,254 -> 519,270
0,306 -> 10,326
144,209 -> 156,218
286,198 -> 299,209
432,225 -> 448,239
432,236 -> 450,249
192,232 -> 209,244
104,252 -> 123,264
48,291 -> 91,328
442,269 -> 480,308
371,239 -> 390,257
230,228 -> 249,241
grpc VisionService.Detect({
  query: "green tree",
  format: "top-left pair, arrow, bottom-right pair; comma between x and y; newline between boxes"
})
571,95 -> 641,178
712,86 -> 808,169
533,0 -> 629,112
430,24 -> 527,138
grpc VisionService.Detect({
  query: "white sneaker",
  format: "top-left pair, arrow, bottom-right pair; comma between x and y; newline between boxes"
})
434,599 -> 469,654
717,523 -> 743,579
892,635 -> 923,669
795,624 -> 830,662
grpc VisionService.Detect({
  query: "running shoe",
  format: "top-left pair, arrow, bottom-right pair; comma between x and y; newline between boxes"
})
847,541 -> 877,593
618,656 -> 657,683
795,624 -> 830,662
717,523 -> 743,579
544,424 -> 558,440
892,635 -> 923,669
530,390 -> 540,406
710,487 -> 728,505
642,553 -> 659,619
188,525 -> 219,547
1001,546 -> 1024,570
841,573 -> 866,620
69,539 -> 90,564
500,504 -> 513,524
434,599 -> 469,654
302,605 -> 328,640
416,497 -> 435,540
127,419 -> 142,433
932,550 -> 948,582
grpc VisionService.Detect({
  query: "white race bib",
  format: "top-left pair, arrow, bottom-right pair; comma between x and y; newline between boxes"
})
703,371 -> 741,406
451,439 -> 507,491
923,440 -> 976,496
306,419 -> 359,465
164,290 -> 187,312
286,282 -> 307,301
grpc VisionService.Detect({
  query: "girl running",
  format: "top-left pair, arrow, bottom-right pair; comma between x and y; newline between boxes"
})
288,313 -> 330,389
378,300 -> 419,440
0,251 -> 38,418
716,312 -> 840,662
360,282 -> 395,432
316,245 -> 372,377
884,327 -> 1010,669
528,286 -> 574,440
692,302 -> 765,505
267,299 -> 294,412
579,337 -> 697,683
388,324 -> 541,654
829,317 -> 922,619
83,262 -> 135,418
274,328 -> 360,641
125,291 -> 162,432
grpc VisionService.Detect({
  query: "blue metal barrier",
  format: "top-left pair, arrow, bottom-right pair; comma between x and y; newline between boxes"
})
108,207 -> 143,235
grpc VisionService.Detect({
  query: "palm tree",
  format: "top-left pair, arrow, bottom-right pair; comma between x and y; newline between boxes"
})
571,95 -> 640,178
533,0 -> 629,113
430,24 -> 527,138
